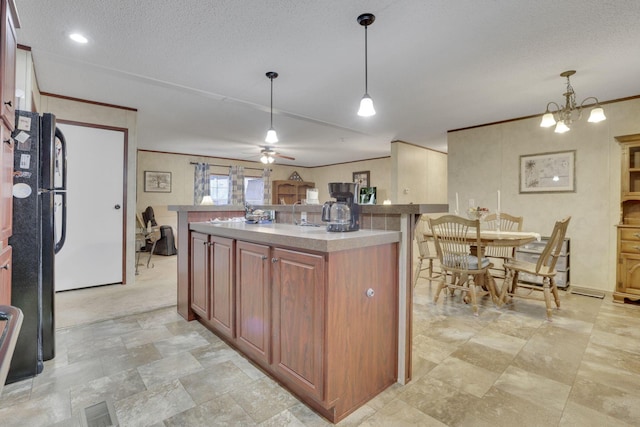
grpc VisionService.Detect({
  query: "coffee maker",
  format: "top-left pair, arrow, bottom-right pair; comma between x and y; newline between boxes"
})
321,182 -> 360,232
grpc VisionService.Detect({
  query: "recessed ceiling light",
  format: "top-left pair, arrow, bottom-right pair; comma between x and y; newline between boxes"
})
69,33 -> 88,44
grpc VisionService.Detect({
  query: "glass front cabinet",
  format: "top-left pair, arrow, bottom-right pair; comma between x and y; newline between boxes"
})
615,134 -> 640,303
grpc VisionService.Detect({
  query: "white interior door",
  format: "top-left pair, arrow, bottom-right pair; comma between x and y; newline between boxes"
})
55,123 -> 125,291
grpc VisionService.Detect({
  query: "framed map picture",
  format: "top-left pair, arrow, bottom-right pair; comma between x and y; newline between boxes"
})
520,150 -> 575,193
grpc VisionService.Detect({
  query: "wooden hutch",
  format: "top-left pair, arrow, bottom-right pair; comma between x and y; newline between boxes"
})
615,134 -> 640,303
271,180 -> 315,205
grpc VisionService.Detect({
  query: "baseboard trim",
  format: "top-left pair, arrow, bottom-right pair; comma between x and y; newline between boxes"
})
570,286 -> 605,299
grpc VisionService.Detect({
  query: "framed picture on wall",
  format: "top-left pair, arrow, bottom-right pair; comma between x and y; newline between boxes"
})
519,150 -> 575,193
144,171 -> 172,193
353,171 -> 370,188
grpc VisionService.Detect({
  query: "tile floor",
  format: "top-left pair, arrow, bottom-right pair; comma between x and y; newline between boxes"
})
2,257 -> 640,426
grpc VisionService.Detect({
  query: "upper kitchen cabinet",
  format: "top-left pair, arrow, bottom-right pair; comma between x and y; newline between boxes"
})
0,0 -> 18,130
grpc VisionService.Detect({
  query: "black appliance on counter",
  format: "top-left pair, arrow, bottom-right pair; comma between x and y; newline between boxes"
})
321,182 -> 360,232
7,111 -> 67,383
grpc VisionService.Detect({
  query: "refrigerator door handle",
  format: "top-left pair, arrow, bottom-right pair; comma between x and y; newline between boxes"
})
54,191 -> 67,254
54,127 -> 67,191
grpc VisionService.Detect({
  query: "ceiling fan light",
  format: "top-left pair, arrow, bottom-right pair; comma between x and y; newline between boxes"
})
554,120 -> 570,134
540,112 -> 556,127
265,128 -> 278,144
260,154 -> 269,164
588,107 -> 606,123
358,94 -> 376,117
268,156 -> 275,164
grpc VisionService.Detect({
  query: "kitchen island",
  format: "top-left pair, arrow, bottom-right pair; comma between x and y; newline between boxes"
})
186,221 -> 400,422
169,203 -> 447,419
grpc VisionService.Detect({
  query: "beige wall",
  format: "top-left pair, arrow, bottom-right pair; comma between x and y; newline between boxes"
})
137,142 -> 446,230
392,141 -> 448,204
137,151 -> 394,219
448,97 -> 640,293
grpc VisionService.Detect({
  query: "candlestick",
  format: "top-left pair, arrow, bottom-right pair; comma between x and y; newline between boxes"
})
455,192 -> 459,214
497,190 -> 501,212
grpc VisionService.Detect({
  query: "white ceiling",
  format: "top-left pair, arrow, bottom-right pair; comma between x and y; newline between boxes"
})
13,0 -> 640,167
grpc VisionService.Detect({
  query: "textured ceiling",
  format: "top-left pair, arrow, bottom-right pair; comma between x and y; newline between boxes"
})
13,0 -> 640,166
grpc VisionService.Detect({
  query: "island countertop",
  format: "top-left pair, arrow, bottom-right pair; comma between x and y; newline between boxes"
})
189,221 -> 401,253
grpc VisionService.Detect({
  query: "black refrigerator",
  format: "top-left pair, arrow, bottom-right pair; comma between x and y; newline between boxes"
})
7,110 -> 67,383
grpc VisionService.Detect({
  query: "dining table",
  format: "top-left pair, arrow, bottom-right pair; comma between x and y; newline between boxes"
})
424,228 -> 541,304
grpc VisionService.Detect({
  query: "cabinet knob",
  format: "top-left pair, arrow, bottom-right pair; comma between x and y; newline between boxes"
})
634,233 -> 640,239
634,246 -> 640,252
1,264 -> 8,270
3,138 -> 11,146
4,100 -> 12,107
261,255 -> 268,260
271,257 -> 279,263
366,288 -> 375,298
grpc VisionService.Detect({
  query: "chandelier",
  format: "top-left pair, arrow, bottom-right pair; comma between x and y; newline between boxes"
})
540,70 -> 606,134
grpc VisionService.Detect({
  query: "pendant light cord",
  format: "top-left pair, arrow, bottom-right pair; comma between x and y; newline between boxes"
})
364,25 -> 368,93
270,76 -> 274,127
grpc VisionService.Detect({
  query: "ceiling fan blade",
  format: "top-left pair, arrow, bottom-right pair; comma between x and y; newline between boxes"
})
274,153 -> 295,161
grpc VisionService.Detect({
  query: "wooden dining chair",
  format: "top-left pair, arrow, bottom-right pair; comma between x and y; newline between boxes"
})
429,215 -> 494,316
499,216 -> 571,321
413,215 -> 442,286
484,212 -> 524,279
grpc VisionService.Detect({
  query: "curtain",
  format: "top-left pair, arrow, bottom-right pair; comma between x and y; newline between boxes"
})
229,165 -> 245,205
262,168 -> 271,204
193,162 -> 210,205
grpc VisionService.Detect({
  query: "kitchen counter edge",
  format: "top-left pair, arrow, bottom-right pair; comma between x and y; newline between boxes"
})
189,222 -> 401,253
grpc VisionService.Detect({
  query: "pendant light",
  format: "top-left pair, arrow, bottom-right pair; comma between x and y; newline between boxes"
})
265,71 -> 279,143
357,13 -> 376,117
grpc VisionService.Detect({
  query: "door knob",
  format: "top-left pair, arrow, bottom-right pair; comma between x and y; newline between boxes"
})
4,100 -> 12,107
114,204 -> 121,209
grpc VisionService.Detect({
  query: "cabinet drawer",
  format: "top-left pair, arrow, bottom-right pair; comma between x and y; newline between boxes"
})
619,228 -> 640,242
515,251 -> 568,271
620,240 -> 640,254
518,271 -> 568,288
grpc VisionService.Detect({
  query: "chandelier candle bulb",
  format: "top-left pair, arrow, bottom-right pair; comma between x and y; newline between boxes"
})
455,192 -> 459,214
497,190 -> 501,212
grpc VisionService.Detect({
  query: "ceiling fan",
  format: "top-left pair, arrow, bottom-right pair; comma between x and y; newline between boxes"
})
259,147 -> 295,164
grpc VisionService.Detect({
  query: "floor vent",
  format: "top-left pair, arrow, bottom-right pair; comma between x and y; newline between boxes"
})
81,400 -> 118,427
570,286 -> 605,299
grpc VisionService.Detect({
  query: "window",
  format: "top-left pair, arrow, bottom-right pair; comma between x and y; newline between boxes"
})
245,178 -> 264,205
208,175 -> 264,205
209,174 -> 230,205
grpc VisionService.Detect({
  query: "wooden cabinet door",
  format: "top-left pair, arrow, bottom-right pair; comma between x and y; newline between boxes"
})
236,241 -> 271,365
190,232 -> 210,319
210,236 -> 234,339
0,245 -> 10,305
0,1 -> 16,130
0,122 -> 12,241
272,248 -> 325,401
619,255 -> 640,297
